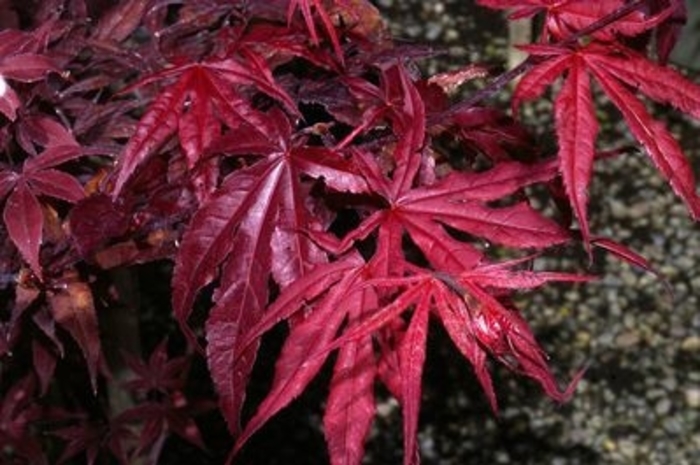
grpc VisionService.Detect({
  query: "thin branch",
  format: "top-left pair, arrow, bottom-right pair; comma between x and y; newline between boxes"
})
429,0 -> 649,124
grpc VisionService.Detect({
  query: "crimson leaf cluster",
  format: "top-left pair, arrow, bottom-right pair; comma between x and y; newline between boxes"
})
0,1 -> 697,464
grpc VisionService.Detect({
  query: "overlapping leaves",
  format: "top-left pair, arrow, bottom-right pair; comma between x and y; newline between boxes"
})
170,61 -> 583,464
0,27 -> 56,121
111,50 -> 299,197
509,15 -> 700,247
1,1 -> 699,465
0,118 -> 85,277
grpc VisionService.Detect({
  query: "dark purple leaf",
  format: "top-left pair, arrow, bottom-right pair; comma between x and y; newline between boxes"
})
3,181 -> 43,277
27,169 -> 85,203
47,281 -> 101,393
68,194 -> 130,258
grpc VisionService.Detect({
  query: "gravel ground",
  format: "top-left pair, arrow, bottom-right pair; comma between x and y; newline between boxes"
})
362,1 -> 700,464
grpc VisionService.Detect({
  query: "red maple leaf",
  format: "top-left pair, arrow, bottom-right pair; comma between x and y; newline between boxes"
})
0,119 -> 85,278
512,41 -> 700,246
122,339 -> 191,396
2,2 -> 700,465
172,107 -> 367,435
20,2 -> 689,464
111,49 -> 299,199
195,63 -> 580,464
228,258 -> 588,463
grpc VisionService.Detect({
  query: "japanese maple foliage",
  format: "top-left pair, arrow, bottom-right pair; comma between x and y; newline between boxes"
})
0,0 -> 698,464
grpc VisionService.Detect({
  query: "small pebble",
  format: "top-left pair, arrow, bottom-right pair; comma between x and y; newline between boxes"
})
680,336 -> 700,352
655,397 -> 672,416
615,330 -> 641,348
684,388 -> 700,409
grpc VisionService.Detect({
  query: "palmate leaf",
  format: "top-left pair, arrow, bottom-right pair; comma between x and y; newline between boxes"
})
514,42 -> 700,245
345,65 -> 568,268
172,142 -> 366,340
274,263 -> 587,465
224,66 -> 575,464
173,135 -> 366,435
1,149 -> 86,277
122,339 -> 190,396
352,155 -> 569,276
111,52 -> 298,196
118,344 -> 213,463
